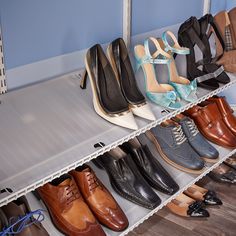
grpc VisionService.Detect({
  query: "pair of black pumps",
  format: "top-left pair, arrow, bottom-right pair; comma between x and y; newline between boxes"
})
80,38 -> 155,130
178,14 -> 230,90
93,133 -> 179,209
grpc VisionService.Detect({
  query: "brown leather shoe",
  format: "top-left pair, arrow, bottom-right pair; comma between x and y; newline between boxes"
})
70,165 -> 129,232
185,103 -> 236,148
229,7 -> 236,49
37,175 -> 105,236
208,96 -> 236,136
213,10 -> 236,72
1,196 -> 49,236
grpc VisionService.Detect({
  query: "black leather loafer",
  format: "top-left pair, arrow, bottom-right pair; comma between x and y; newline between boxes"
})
121,135 -> 179,195
93,147 -> 161,209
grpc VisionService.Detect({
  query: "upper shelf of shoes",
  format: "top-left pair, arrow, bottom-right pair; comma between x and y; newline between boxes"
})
0,66 -> 235,207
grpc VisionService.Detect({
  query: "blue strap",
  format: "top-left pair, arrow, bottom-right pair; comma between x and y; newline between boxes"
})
135,38 -> 170,72
162,31 -> 190,55
0,209 -> 45,236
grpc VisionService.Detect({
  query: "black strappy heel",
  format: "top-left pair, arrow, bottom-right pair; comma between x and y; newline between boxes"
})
198,14 -> 230,84
178,15 -> 230,90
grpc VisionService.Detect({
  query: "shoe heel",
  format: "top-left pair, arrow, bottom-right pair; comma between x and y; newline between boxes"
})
32,190 -> 41,201
80,69 -> 88,89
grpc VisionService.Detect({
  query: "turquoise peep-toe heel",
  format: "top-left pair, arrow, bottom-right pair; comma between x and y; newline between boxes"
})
134,37 -> 181,110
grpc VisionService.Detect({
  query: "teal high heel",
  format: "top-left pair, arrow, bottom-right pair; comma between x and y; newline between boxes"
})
134,37 -> 181,110
161,31 -> 198,102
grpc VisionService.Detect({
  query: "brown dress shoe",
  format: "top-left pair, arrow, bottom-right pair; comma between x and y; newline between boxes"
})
185,103 -> 236,148
70,165 -> 129,232
208,96 -> 236,136
1,196 -> 49,236
37,175 -> 105,236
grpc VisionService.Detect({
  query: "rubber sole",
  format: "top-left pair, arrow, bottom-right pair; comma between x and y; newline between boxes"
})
146,131 -> 206,174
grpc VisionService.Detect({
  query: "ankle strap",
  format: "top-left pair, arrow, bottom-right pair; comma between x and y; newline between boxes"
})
135,38 -> 170,71
162,31 -> 190,55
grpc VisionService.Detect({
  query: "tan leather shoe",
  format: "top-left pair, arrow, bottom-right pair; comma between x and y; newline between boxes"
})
1,196 -> 49,236
213,10 -> 236,73
166,193 -> 209,218
185,103 -> 236,148
70,165 -> 129,232
37,175 -> 105,236
208,96 -> 236,136
229,7 -> 236,49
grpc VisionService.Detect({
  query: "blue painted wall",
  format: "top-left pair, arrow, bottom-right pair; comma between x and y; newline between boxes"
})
0,0 -> 205,70
0,0 -> 123,69
211,0 -> 226,13
226,0 -> 236,9
211,0 -> 236,13
132,0 -> 204,35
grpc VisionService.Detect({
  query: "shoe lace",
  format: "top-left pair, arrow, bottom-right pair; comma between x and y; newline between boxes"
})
65,182 -> 80,205
86,172 -> 99,192
172,125 -> 187,145
0,209 -> 45,235
186,119 -> 199,136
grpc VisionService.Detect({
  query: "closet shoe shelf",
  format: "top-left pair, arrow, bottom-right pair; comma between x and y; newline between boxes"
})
26,143 -> 236,236
0,71 -> 236,208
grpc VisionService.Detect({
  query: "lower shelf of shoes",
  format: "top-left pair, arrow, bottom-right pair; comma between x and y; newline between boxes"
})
26,140 -> 236,236
0,70 -> 236,207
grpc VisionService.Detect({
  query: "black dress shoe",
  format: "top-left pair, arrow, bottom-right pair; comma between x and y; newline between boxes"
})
121,135 -> 179,195
93,147 -> 161,209
208,163 -> 236,184
203,190 -> 222,205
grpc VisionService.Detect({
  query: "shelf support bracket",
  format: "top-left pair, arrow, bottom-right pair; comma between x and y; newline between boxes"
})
123,0 -> 132,49
0,24 -> 7,94
203,0 -> 211,15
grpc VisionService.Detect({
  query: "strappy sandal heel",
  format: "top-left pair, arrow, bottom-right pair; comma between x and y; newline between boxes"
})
107,38 -> 155,121
81,44 -> 138,130
134,37 -> 181,110
198,14 -> 230,84
160,31 -> 198,102
178,17 -> 221,90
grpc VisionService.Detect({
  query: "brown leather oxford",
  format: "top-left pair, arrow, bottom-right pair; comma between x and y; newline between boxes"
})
208,96 -> 236,136
37,175 -> 105,236
70,165 -> 129,232
185,103 -> 236,149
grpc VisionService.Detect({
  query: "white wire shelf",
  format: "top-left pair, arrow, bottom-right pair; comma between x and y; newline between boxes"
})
26,142 -> 236,236
0,70 -> 235,207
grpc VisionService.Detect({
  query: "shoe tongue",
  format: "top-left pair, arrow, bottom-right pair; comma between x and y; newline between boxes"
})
59,178 -> 72,187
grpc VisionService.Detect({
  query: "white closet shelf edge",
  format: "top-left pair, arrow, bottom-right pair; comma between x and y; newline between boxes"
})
0,72 -> 235,207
